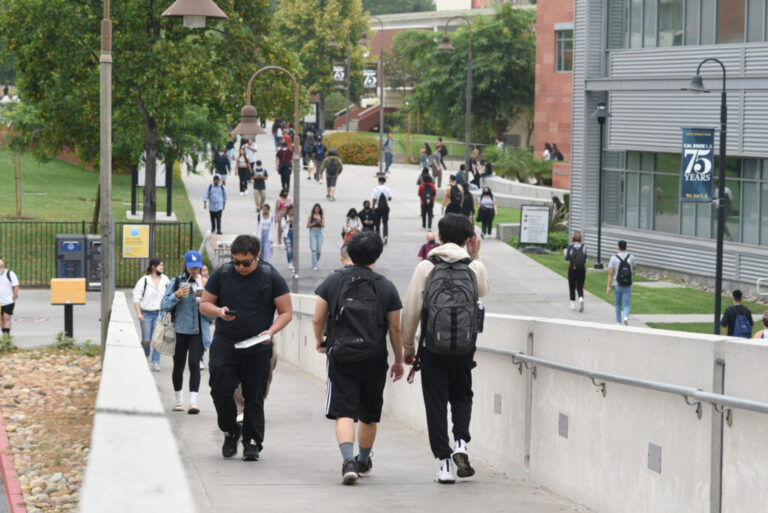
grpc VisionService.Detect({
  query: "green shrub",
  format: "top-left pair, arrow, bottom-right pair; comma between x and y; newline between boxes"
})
507,231 -> 569,252
0,333 -> 17,353
52,332 -> 76,350
79,340 -> 101,356
484,146 -> 553,185
323,133 -> 379,166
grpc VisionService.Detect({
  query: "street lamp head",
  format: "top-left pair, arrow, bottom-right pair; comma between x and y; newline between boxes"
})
231,104 -> 265,137
162,0 -> 227,28
358,32 -> 371,47
437,34 -> 455,52
590,101 -> 611,124
682,74 -> 710,94
328,36 -> 340,50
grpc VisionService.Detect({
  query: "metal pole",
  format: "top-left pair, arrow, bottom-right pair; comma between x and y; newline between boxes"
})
595,119 -> 605,269
345,51 -> 350,133
714,87 -> 727,335
373,16 -> 385,176
99,0 -> 114,355
130,165 -> 137,216
464,25 -> 472,170
166,158 -> 173,217
64,304 -> 74,338
292,81 -> 301,293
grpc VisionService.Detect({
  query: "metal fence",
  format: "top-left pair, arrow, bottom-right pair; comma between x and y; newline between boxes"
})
0,221 -> 194,288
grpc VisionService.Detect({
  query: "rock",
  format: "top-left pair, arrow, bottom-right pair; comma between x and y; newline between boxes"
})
50,472 -> 62,482
31,478 -> 46,488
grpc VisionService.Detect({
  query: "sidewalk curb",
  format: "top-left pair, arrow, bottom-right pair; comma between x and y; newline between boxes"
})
0,412 -> 26,513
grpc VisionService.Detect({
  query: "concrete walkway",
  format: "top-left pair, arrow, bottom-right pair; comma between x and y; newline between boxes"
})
151,355 -> 593,513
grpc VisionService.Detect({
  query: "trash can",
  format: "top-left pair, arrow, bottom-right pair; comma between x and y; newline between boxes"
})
55,234 -> 86,279
85,235 -> 102,291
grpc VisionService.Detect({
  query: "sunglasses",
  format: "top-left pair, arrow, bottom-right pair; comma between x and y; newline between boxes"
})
231,258 -> 255,267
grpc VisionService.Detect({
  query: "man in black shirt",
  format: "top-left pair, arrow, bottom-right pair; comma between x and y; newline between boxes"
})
312,232 -> 404,485
200,235 -> 292,461
720,289 -> 754,338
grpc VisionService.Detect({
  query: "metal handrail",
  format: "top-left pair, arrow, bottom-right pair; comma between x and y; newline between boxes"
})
756,277 -> 768,296
477,346 -> 768,417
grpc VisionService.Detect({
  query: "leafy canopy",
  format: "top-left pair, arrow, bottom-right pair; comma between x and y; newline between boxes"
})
363,0 -> 435,15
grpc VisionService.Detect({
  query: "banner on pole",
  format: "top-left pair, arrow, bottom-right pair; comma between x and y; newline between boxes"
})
332,63 -> 346,89
362,63 -> 378,97
680,127 -> 715,203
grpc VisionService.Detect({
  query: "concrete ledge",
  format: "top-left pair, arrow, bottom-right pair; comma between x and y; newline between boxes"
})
496,222 -> 520,242
80,292 -> 195,513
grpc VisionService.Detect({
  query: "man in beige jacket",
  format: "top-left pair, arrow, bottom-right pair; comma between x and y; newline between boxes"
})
401,214 -> 490,484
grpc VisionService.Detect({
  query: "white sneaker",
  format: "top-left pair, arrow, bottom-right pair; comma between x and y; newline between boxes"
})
187,403 -> 200,414
569,301 -> 576,311
319,179 -> 323,184
435,458 -> 456,484
152,362 -> 161,372
579,297 -> 585,312
199,361 -> 205,370
452,440 -> 475,478
236,412 -> 244,424
172,402 -> 184,412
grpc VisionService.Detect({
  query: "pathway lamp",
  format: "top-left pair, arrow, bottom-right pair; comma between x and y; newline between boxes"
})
162,0 -> 227,28
327,36 -> 352,133
437,16 -> 472,169
590,101 -> 610,269
359,16 -> 386,176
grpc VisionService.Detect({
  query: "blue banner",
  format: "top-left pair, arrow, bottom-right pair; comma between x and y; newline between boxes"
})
680,128 -> 715,203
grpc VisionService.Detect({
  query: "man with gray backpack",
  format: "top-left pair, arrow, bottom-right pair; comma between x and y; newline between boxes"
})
401,214 -> 490,484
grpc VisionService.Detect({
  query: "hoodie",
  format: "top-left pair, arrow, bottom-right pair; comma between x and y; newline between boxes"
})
401,242 -> 490,357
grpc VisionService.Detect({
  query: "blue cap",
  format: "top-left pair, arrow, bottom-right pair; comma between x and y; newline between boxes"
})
184,250 -> 203,269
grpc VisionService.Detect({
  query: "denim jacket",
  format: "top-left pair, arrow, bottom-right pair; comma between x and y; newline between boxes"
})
160,274 -> 202,335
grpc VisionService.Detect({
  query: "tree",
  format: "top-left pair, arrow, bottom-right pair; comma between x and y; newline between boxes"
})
363,0 -> 434,15
273,0 -> 368,129
394,4 -> 535,141
1,0 -> 302,225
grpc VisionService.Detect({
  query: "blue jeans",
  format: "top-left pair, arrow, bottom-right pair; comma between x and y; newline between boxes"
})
200,316 -> 213,362
140,310 -> 161,363
273,133 -> 280,147
384,152 -> 393,173
310,228 -> 323,268
614,285 -> 632,323
285,228 -> 294,265
261,229 -> 272,263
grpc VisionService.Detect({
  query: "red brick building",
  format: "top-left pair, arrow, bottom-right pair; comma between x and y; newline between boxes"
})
533,0 -> 573,173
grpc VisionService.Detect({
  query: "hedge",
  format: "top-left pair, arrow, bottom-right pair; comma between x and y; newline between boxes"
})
323,133 -> 379,166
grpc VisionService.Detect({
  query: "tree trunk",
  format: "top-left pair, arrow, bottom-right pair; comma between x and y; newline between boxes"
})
317,92 -> 326,132
142,116 -> 158,224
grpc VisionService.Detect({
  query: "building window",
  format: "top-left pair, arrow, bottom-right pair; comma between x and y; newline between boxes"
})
555,30 -> 573,72
602,152 -> 768,246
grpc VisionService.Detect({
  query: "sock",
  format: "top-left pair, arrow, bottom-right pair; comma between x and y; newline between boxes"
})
339,442 -> 354,463
175,390 -> 183,403
190,391 -> 199,404
358,446 -> 372,462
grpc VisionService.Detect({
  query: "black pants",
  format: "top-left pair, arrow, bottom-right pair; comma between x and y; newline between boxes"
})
209,341 -> 273,447
209,210 -> 222,234
420,348 -> 474,460
568,266 -> 586,301
478,207 -> 494,235
173,332 -> 203,392
238,167 -> 250,193
420,203 -> 434,229
279,165 -> 292,192
374,209 -> 389,238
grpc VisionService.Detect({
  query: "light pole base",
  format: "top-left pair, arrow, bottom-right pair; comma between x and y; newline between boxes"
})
593,262 -> 604,270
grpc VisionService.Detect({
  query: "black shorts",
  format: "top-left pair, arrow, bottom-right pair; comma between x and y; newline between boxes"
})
1,303 -> 14,315
326,174 -> 337,187
325,356 -> 388,423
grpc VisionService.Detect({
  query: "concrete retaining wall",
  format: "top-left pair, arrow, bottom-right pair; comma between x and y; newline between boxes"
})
79,293 -> 195,513
276,294 -> 768,513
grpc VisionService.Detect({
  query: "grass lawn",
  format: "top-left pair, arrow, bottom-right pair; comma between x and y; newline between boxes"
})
354,131 -> 471,163
528,252 -> 768,316
647,322 -> 766,337
475,207 -> 520,226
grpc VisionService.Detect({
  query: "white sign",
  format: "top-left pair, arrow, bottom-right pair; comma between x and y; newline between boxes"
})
520,205 -> 550,245
137,161 -> 167,188
303,103 -> 317,124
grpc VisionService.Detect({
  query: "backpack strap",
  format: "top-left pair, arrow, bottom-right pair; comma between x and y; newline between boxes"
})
140,275 -> 149,301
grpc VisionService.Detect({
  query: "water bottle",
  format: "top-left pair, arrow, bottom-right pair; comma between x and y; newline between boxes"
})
476,300 -> 485,333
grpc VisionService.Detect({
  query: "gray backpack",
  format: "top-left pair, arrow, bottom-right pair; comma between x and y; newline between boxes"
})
419,256 -> 479,355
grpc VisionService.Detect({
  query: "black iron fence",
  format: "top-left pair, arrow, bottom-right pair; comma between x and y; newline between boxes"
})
0,221 -> 194,288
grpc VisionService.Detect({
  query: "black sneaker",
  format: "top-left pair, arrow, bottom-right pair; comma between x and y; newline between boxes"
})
341,459 -> 359,485
222,429 -> 240,458
356,454 -> 373,476
242,439 -> 260,461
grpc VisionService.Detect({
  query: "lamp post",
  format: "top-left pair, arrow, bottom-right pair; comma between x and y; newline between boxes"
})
327,36 -> 351,133
359,16 -> 386,176
682,59 -> 727,336
438,15 -> 472,169
232,66 -> 301,293
97,0 -> 225,352
590,102 -> 610,269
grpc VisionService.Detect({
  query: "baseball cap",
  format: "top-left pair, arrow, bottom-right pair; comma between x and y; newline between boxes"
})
184,250 -> 203,269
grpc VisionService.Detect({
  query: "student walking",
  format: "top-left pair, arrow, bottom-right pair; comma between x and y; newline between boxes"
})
160,250 -> 206,414
251,160 -> 268,211
343,208 -> 362,244
235,147 -> 252,195
417,232 -> 439,262
564,232 -> 587,312
417,173 -> 437,231
320,148 -> 343,201
203,175 -> 227,235
441,175 -> 464,215
401,214 -> 490,483
460,183 -> 475,222
213,148 -> 230,182
254,204 -> 276,264
282,205 -> 296,275
606,240 -> 636,325
382,132 -> 394,174
476,187 -> 497,238
721,289 -> 754,338
132,258 -> 170,371
275,190 -> 293,247
359,201 -> 375,232
0,260 -> 20,337
276,141 -> 293,192
435,137 -> 448,171
312,232 -> 404,484
752,312 -> 768,339
200,235 -> 293,461
308,203 -> 325,271
372,177 -> 392,244
315,138 -> 327,183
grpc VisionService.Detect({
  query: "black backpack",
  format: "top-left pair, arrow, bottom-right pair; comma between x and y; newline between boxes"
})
449,185 -> 463,208
421,185 -> 434,206
570,246 -> 586,271
326,268 -> 388,364
376,192 -> 389,212
439,145 -> 447,157
420,257 -> 479,355
616,254 -> 632,286
326,157 -> 339,175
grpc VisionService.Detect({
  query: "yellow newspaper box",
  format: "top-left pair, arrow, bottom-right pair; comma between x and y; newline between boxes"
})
51,278 -> 86,338
51,278 -> 86,305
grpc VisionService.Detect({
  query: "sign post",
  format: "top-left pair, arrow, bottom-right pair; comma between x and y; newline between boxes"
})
519,204 -> 551,253
332,63 -> 346,90
362,63 -> 378,98
680,128 -> 715,203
